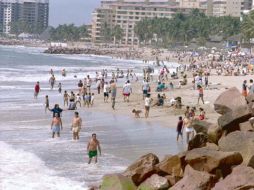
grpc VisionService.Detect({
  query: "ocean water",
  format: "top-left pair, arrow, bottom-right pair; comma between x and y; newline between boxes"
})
0,45 -> 184,189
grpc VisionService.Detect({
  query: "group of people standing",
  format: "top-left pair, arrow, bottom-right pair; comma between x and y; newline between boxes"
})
176,106 -> 206,143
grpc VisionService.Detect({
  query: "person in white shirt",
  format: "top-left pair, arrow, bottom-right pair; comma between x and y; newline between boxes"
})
75,93 -> 82,107
144,94 -> 153,118
103,82 -> 110,102
122,80 -> 132,102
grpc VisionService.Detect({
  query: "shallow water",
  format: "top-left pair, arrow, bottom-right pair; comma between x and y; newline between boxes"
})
0,46 -> 184,189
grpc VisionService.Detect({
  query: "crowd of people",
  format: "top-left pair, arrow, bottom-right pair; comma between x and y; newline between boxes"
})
33,47 -> 254,163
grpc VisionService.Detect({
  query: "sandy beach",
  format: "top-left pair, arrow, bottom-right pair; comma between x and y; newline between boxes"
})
84,72 -> 248,129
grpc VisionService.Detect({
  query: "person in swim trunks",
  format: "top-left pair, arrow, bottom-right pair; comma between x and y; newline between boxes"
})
71,112 -> 82,140
51,113 -> 63,138
87,133 -> 101,164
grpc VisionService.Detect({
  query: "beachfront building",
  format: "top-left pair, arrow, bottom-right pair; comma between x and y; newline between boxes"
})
90,0 -> 207,45
0,0 -> 49,34
212,0 -> 253,17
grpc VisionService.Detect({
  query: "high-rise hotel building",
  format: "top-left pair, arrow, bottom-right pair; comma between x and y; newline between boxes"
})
90,0 -> 207,45
212,0 -> 252,17
0,0 -> 49,34
90,0 -> 253,45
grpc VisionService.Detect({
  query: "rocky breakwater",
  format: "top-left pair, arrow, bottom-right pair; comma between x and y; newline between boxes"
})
97,87 -> 254,190
44,47 -> 144,59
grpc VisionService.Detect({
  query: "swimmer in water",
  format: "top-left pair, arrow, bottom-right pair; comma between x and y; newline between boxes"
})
71,112 -> 82,140
87,133 -> 101,164
51,113 -> 63,138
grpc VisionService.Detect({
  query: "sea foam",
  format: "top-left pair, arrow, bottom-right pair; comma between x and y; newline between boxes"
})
0,141 -> 87,190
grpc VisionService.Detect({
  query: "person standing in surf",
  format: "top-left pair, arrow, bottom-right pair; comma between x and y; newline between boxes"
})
71,112 -> 82,140
87,133 -> 101,164
34,81 -> 40,99
49,74 -> 55,90
45,95 -> 49,113
51,113 -> 63,138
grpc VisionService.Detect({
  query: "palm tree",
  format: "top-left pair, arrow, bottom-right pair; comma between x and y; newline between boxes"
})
111,25 -> 123,45
101,22 -> 112,43
241,10 -> 254,42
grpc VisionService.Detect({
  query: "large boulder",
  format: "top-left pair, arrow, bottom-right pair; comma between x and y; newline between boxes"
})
185,147 -> 243,176
123,153 -> 159,186
137,174 -> 169,190
165,175 -> 182,187
246,93 -> 254,115
207,125 -> 222,144
214,87 -> 251,134
212,165 -> 254,190
205,143 -> 219,151
239,121 -> 254,132
190,120 -> 211,134
170,165 -> 216,190
156,155 -> 184,178
188,133 -> 208,150
218,131 -> 254,167
190,120 -> 222,144
100,174 -> 137,190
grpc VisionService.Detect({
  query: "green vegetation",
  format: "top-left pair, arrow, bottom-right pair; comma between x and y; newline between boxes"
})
101,22 -> 112,43
241,10 -> 254,42
49,24 -> 89,41
134,9 -> 241,46
101,23 -> 124,44
112,25 -> 124,44
10,21 -> 45,35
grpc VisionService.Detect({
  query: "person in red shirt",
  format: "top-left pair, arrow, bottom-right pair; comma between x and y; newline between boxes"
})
34,81 -> 40,99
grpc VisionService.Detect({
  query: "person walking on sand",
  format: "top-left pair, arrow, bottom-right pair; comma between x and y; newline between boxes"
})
123,80 -> 132,102
176,116 -> 183,141
142,80 -> 150,100
103,82 -> 110,103
71,112 -> 82,140
51,113 -> 63,138
110,80 -> 117,110
34,81 -> 40,99
87,133 -> 101,164
144,94 -> 153,118
197,85 -> 204,105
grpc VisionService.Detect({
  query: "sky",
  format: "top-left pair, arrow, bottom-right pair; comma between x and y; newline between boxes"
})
49,0 -> 101,27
